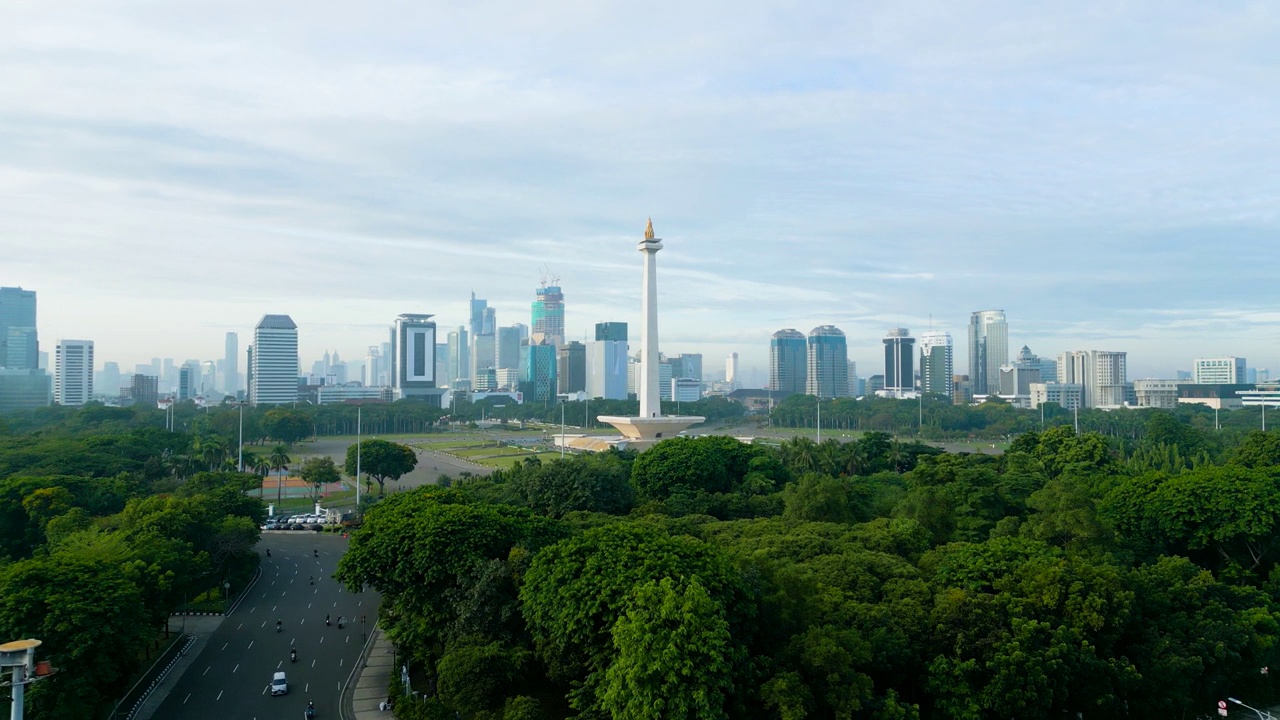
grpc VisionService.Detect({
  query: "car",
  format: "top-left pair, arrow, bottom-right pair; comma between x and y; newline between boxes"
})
290,523 -> 305,531
271,671 -> 288,696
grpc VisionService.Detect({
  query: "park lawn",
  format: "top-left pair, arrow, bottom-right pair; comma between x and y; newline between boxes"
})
474,451 -> 564,468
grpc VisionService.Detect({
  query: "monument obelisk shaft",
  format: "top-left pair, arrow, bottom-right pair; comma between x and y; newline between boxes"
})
596,219 -> 703,451
638,218 -> 662,419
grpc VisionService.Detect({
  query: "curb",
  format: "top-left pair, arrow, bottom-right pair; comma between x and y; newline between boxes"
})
119,635 -> 196,720
338,622 -> 381,720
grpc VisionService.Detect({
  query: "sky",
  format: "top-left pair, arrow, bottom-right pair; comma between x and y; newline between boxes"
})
3,0 -> 1278,385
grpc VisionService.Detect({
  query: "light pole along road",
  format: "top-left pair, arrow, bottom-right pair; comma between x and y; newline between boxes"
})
152,532 -> 379,720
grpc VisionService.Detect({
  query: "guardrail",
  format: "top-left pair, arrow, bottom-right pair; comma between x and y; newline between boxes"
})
106,634 -> 195,720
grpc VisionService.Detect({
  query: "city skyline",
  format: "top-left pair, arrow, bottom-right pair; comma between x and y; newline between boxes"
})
4,3 -> 1279,379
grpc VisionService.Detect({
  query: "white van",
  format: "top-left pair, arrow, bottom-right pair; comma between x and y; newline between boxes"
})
271,671 -> 288,696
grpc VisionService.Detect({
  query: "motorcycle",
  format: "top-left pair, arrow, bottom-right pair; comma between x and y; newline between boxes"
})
305,702 -> 316,719
290,649 -> 297,663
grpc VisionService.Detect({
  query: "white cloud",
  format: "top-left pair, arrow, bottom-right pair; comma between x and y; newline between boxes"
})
1,0 -> 1277,380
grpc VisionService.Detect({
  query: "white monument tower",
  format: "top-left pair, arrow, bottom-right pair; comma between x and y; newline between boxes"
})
598,219 -> 704,450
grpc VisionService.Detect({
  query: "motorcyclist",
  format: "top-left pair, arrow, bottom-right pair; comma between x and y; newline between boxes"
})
325,614 -> 331,626
266,549 -> 271,557
305,700 -> 316,719
276,619 -> 282,633
309,576 -> 314,585
314,549 -> 318,557
290,648 -> 297,663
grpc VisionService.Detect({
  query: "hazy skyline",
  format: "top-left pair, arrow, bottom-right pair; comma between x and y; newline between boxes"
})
4,1 -> 1278,381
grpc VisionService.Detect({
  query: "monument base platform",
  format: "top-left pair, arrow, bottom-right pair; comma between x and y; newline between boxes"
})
596,415 -> 705,452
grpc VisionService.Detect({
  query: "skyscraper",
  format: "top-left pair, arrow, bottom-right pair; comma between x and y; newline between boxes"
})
919,331 -> 954,400
526,341 -> 557,403
726,352 -> 739,387
882,328 -> 915,394
446,327 -> 469,385
469,292 -> 497,381
968,310 -> 1008,396
531,284 -> 565,346
1014,345 -> 1057,383
54,339 -> 94,406
770,329 -> 807,397
557,341 -> 587,394
223,331 -> 239,393
392,313 -> 445,405
249,314 -> 298,406
0,287 -> 38,370
1059,350 -> 1127,408
595,322 -> 628,342
497,326 -> 523,370
806,326 -> 849,398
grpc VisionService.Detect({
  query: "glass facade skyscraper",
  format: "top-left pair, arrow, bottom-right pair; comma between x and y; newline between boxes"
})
968,310 -> 1008,396
769,328 -> 807,397
919,331 -> 954,400
882,328 -> 915,393
806,325 -> 849,399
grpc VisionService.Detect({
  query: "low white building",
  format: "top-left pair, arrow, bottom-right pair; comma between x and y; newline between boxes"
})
1029,382 -> 1083,411
1133,379 -> 1179,409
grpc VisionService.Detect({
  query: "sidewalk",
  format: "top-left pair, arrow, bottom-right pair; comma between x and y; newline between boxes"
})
349,626 -> 395,719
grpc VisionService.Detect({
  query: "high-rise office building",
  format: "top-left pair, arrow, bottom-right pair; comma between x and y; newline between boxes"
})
526,341 -> 557,403
446,327 -> 469,385
1014,345 -> 1057,384
130,374 -> 158,406
670,353 -> 702,382
726,352 -> 739,387
1059,350 -> 1128,408
770,329 -> 807,397
224,332 -> 239,394
497,326 -> 523,370
54,339 -> 94,406
98,361 -> 122,398
968,310 -> 1008,396
0,287 -> 38,370
586,339 -> 629,400
178,363 -> 196,401
531,284 -> 565,346
249,314 -> 299,406
392,314 -> 445,405
883,328 -> 915,393
469,292 -> 497,381
919,331 -> 954,400
595,322 -> 628,342
997,364 -> 1040,396
557,341 -> 587,394
1193,357 -> 1247,385
806,325 -> 849,398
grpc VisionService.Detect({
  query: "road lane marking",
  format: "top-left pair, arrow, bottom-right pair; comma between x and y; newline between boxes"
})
203,666 -> 210,676
183,693 -> 191,704
307,603 -> 312,609
233,663 -> 239,673
311,659 -> 316,667
260,620 -> 266,628
237,623 -> 243,630
305,683 -> 309,692
248,641 -> 254,649
272,605 -> 277,612
340,658 -> 344,667
277,661 -> 282,669
320,636 -> 324,644
221,643 -> 228,650
216,690 -> 223,701
300,618 -> 305,625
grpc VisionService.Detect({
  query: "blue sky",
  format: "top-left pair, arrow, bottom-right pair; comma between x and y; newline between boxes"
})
2,0 -> 1278,384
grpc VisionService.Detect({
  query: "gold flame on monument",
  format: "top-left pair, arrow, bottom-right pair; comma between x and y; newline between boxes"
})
644,217 -> 655,240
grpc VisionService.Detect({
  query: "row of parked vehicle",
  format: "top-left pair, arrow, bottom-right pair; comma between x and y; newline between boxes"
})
263,514 -> 332,531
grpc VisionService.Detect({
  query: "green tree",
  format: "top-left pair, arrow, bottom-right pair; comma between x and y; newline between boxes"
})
436,640 -> 531,717
599,576 -> 734,720
345,439 -> 417,495
300,456 -> 341,502
260,408 -> 313,446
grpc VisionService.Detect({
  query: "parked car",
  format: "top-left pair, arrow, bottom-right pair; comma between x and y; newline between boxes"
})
271,671 -> 288,696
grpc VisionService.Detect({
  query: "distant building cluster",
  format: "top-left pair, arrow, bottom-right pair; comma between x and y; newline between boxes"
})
763,308 -> 1271,413
2,276 -> 1275,416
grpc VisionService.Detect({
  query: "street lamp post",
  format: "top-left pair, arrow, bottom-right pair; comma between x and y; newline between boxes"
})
559,401 -> 566,459
1228,697 -> 1275,720
355,405 -> 362,515
237,403 -> 245,472
816,395 -> 821,443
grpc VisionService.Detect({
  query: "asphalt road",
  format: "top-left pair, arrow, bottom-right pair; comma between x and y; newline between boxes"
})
152,532 -> 379,720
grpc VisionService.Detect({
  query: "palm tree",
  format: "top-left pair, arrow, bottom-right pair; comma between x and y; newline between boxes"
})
269,445 -> 290,506
249,454 -> 270,499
